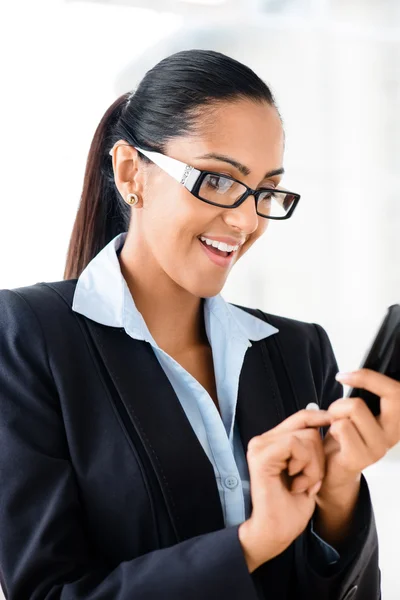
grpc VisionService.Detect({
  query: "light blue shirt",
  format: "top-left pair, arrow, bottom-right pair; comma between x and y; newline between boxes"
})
72,232 -> 339,563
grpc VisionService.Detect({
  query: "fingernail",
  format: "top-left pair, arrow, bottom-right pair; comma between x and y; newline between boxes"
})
335,372 -> 354,383
308,481 -> 322,497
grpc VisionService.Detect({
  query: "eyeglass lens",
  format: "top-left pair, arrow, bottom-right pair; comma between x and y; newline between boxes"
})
199,174 -> 295,218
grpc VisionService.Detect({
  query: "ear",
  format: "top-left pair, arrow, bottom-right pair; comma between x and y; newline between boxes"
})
110,140 -> 144,201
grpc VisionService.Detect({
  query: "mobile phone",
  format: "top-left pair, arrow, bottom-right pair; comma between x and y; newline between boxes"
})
347,304 -> 400,417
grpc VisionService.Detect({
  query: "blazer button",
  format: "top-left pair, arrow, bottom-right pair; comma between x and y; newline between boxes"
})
306,402 -> 320,411
341,585 -> 358,600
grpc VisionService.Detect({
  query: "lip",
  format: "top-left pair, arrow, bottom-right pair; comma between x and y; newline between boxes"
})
198,238 -> 237,268
198,235 -> 245,247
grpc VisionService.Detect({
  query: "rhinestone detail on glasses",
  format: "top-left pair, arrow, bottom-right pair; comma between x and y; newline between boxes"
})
181,165 -> 193,185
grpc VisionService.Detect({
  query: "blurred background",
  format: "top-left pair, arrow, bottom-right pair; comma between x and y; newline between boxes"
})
0,0 -> 399,597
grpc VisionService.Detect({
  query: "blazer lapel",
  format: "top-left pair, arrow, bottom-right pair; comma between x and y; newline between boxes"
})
83,318 -> 225,542
235,339 -> 286,458
234,306 -> 300,457
235,334 -> 299,521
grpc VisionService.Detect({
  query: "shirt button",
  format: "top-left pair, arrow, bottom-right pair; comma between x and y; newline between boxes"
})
224,476 -> 239,489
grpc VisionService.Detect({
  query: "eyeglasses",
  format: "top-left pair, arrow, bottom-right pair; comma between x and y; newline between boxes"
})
110,144 -> 300,220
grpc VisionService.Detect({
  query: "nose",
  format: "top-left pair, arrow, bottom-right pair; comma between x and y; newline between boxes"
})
223,194 -> 259,235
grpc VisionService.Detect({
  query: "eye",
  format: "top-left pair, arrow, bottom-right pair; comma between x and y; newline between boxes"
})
204,174 -> 234,194
258,189 -> 274,200
207,175 -> 221,190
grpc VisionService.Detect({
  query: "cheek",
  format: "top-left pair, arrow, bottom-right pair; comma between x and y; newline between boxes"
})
143,187 -> 200,251
151,183 -> 214,233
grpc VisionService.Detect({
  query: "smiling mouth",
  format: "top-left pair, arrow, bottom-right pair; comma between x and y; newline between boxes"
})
197,238 -> 235,258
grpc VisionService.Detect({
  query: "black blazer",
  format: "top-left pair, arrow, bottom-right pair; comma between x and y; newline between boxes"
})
0,280 -> 380,600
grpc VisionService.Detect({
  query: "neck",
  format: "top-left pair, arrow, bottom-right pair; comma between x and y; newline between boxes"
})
118,239 -> 208,355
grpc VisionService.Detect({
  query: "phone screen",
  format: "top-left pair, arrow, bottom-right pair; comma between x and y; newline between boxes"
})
347,305 -> 400,416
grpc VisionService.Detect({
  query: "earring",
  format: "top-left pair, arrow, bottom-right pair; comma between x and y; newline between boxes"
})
125,193 -> 139,207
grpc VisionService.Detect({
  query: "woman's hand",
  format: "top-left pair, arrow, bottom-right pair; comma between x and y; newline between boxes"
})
321,369 -> 400,494
314,369 -> 400,548
238,409 -> 332,572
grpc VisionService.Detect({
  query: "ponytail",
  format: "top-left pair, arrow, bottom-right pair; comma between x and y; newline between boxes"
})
63,93 -> 131,280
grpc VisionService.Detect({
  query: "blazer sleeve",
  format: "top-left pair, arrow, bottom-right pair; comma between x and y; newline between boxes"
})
296,323 -> 381,600
0,289 -> 259,600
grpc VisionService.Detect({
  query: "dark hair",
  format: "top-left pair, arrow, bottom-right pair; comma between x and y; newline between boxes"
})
63,49 -> 278,280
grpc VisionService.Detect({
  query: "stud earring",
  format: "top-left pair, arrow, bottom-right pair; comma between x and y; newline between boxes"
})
125,193 -> 139,207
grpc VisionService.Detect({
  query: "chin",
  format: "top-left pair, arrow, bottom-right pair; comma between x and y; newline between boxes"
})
169,262 -> 233,299
190,279 -> 227,299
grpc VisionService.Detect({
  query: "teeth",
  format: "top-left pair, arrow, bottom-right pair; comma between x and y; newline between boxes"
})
199,236 -> 239,253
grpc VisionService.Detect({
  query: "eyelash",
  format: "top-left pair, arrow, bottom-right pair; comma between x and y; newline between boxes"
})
213,171 -> 280,191
263,180 -> 278,189
239,176 -> 278,190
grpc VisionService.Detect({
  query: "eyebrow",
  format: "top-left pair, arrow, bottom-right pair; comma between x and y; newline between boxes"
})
195,152 -> 285,179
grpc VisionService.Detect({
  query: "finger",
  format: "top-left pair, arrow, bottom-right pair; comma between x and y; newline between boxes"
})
255,428 -> 325,493
289,429 -> 325,477
336,369 -> 400,398
253,433 -> 311,479
258,409 -> 332,439
328,418 -> 370,471
337,370 -> 400,446
378,409 -> 400,449
286,436 -> 314,478
377,393 -> 400,448
286,437 -> 311,477
327,397 -> 389,458
322,430 -> 341,457
290,438 -> 324,493
291,472 -> 322,495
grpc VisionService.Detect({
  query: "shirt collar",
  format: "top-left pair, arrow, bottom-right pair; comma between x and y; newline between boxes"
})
72,232 -> 279,345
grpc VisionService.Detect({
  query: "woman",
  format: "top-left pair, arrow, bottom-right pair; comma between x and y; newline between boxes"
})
0,49 -> 398,600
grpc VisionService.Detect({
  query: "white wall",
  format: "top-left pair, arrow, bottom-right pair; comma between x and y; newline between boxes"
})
0,1 -> 399,598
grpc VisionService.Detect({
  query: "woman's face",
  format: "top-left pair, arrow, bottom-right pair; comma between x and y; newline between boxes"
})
120,98 -> 285,298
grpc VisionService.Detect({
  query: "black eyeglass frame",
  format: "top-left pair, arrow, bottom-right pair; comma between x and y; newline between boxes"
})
189,170 -> 301,220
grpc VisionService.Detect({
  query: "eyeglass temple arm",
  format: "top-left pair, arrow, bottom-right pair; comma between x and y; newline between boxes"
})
134,147 -> 200,192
